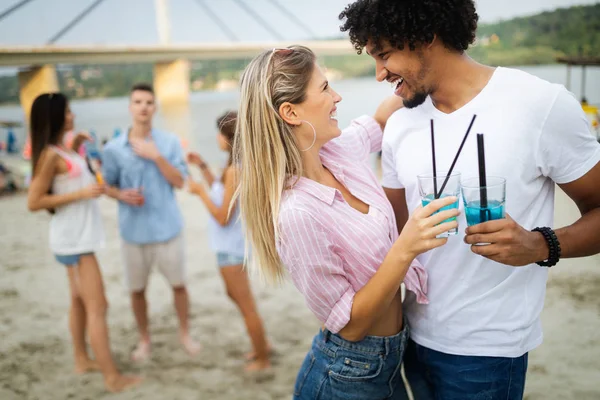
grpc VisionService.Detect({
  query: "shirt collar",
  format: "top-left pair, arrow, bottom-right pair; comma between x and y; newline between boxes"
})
291,177 -> 337,205
287,160 -> 346,206
122,127 -> 156,147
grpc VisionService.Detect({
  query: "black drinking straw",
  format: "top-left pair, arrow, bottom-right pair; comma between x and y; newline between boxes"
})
437,114 -> 477,196
477,133 -> 489,221
430,119 -> 438,198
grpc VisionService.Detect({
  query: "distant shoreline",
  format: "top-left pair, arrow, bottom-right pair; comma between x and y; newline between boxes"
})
0,60 -> 577,108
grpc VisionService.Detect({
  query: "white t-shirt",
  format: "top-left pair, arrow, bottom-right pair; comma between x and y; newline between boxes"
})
382,67 -> 600,357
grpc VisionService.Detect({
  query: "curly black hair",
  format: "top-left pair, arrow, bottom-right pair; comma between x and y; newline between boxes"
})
339,0 -> 478,54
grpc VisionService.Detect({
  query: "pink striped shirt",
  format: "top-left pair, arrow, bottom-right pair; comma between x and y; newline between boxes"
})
277,115 -> 428,334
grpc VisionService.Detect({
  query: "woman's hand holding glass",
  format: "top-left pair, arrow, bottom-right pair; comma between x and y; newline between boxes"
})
393,196 -> 460,261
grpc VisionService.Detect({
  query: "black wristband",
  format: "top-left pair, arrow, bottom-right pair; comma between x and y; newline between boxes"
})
532,227 -> 561,267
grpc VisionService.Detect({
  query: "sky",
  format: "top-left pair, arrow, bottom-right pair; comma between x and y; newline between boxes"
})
0,0 -> 598,46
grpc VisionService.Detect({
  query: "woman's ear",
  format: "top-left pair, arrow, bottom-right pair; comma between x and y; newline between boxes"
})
278,102 -> 301,126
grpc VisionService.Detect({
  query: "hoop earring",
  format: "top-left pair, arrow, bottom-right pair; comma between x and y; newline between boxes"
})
299,120 -> 316,152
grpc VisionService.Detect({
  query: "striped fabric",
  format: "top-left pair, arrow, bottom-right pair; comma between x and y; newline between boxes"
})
277,115 -> 428,334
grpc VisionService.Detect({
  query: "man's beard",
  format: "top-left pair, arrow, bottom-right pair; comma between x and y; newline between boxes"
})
403,91 -> 429,109
403,51 -> 430,109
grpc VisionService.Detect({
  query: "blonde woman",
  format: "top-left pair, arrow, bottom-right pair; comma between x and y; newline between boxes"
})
234,45 -> 458,399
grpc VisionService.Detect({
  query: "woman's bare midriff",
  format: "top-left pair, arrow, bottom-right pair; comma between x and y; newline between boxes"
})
367,291 -> 404,337
323,291 -> 404,340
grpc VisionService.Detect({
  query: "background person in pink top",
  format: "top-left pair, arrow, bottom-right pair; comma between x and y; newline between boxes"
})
233,45 -> 458,399
26,93 -> 141,393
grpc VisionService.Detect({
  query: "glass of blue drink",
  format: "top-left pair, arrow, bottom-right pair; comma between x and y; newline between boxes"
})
417,172 -> 461,237
461,177 -> 506,226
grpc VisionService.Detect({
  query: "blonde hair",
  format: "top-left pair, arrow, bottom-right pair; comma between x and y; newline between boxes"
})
233,45 -> 316,283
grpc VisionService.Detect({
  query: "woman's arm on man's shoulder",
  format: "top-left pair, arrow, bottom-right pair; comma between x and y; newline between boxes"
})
373,95 -> 404,131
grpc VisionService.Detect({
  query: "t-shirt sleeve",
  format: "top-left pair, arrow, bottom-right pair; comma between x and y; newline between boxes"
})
537,88 -> 600,184
169,137 -> 188,178
381,121 -> 404,189
101,146 -> 120,187
277,209 -> 354,333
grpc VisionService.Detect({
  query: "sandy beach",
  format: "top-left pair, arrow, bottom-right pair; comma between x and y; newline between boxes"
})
0,186 -> 598,400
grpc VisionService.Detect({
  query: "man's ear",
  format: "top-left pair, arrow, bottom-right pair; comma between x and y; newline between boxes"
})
427,34 -> 437,49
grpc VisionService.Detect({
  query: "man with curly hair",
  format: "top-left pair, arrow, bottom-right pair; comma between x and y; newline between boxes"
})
340,1 -> 600,399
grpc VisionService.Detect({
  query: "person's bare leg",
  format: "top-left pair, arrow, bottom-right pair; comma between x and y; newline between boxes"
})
77,254 -> 142,392
172,286 -> 201,355
66,267 -> 99,374
220,265 -> 270,371
130,290 -> 151,361
157,235 -> 200,355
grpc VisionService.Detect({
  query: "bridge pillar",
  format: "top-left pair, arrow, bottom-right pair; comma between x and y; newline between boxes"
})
18,64 -> 59,118
153,59 -> 190,104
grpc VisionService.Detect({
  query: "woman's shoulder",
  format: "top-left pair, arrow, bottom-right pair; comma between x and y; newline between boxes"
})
39,146 -> 62,167
220,165 -> 238,187
31,146 -> 65,180
279,190 -> 325,230
222,165 -> 235,178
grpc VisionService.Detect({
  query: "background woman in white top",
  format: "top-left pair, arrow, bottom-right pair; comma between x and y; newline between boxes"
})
187,111 -> 271,371
27,93 -> 141,393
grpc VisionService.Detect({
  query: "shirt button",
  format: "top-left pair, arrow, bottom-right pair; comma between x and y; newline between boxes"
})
344,359 -> 350,365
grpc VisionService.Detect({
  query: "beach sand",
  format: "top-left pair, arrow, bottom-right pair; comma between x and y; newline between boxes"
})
0,187 -> 598,400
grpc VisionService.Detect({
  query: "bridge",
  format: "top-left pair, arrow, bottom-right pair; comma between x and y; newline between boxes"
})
0,0 -> 355,116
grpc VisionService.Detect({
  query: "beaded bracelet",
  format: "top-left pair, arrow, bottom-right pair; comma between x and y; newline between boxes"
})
532,227 -> 561,267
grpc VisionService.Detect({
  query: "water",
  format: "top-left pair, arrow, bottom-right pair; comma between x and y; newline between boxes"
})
421,194 -> 460,236
464,200 -> 505,226
0,64 -> 597,167
0,78 -> 393,167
